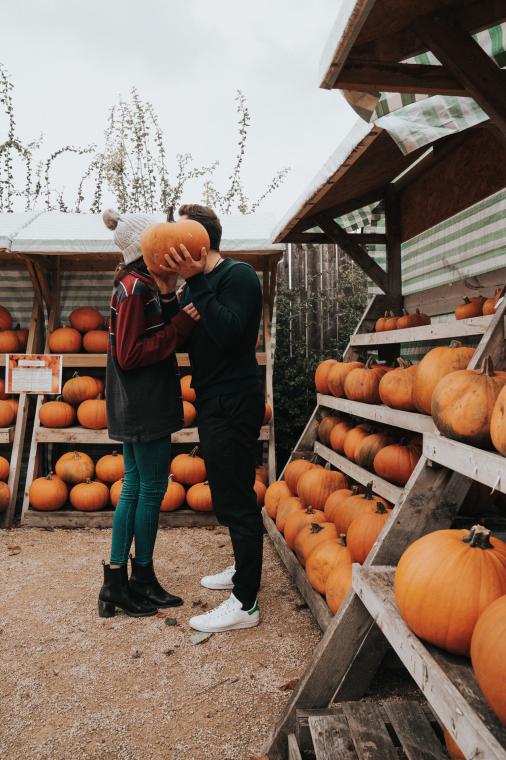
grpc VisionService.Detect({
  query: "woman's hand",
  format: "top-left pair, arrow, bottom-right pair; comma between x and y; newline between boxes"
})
183,303 -> 200,321
148,267 -> 178,294
161,245 -> 207,280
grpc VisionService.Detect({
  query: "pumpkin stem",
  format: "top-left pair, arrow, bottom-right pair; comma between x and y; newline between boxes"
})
464,524 -> 493,549
72,371 -> 79,378
73,451 -> 81,460
112,450 -> 118,456
306,506 -> 316,514
401,308 -> 409,316
189,446 -> 200,457
309,523 -> 324,534
365,356 -> 376,370
396,357 -> 412,369
339,533 -> 347,546
85,478 -> 92,484
480,356 -> 495,377
167,205 -> 175,222
463,296 -> 470,304
46,471 -> 54,480
375,502 -> 388,514
364,481 -> 374,500
351,485 -> 360,495
449,340 -> 463,348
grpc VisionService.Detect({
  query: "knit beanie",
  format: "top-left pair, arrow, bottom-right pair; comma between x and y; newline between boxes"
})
102,209 -> 156,265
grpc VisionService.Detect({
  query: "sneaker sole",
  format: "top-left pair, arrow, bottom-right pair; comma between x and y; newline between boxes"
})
200,580 -> 234,590
189,617 -> 260,633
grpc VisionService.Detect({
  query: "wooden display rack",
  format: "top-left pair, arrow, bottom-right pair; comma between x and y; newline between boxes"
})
20,245 -> 281,528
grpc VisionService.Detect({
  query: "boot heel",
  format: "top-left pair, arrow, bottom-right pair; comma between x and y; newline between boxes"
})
98,599 -> 115,618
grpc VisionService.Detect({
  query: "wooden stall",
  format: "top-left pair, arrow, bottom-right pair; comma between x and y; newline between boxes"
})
0,211 -> 283,528
262,1 -> 506,757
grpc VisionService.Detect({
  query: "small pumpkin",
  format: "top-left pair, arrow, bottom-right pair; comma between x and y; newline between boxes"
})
384,312 -> 399,331
254,479 -> 266,506
77,398 -> 107,429
396,308 -> 431,330
432,356 -> 506,448
344,358 -> 391,404
70,478 -> 109,511
343,423 -> 370,462
14,324 -> 29,350
180,375 -> 196,402
375,311 -> 391,332
347,502 -> 390,564
69,307 -> 104,333
263,402 -> 272,425
327,361 -> 364,398
83,329 -> 108,353
294,522 -> 338,567
297,465 -> 348,510
329,420 -> 354,454
334,481 -> 390,535
284,459 -> 316,494
318,416 -> 340,446
96,451 -> 124,484
325,558 -> 353,614
170,447 -> 206,485
470,595 -> 506,725
29,472 -> 68,511
0,455 -> 9,482
455,295 -> 485,320
0,305 -> 13,331
62,373 -> 100,404
187,481 -> 213,511
323,486 -> 359,523
0,330 -> 19,353
378,358 -> 418,412
491,385 -> 506,456
110,478 -> 123,508
443,729 -> 465,760
0,400 -> 16,427
482,287 -> 502,316
355,432 -> 394,471
160,475 -> 186,511
275,496 -> 304,533
264,481 -> 291,519
315,359 -> 338,394
55,451 -> 95,484
140,217 -> 211,275
0,481 -> 10,512
182,400 -> 197,427
373,442 -> 420,486
306,534 -> 351,594
412,341 -> 475,415
39,397 -> 76,428
283,505 -> 326,549
48,326 -> 82,353
395,525 -> 506,655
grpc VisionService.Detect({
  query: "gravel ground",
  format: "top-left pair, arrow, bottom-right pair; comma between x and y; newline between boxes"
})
0,526 -> 320,760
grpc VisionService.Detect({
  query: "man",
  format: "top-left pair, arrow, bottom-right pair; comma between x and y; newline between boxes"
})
162,204 -> 264,633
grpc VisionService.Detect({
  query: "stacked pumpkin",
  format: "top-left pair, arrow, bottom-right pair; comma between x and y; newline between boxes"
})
0,454 -> 10,513
39,373 -> 107,430
0,304 -> 29,353
48,307 -> 108,354
265,459 -> 392,614
395,524 -> 506,728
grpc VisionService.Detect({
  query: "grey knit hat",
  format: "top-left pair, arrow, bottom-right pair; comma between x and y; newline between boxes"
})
102,209 -> 155,265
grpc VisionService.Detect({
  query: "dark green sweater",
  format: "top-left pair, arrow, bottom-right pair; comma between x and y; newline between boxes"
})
181,258 -> 262,401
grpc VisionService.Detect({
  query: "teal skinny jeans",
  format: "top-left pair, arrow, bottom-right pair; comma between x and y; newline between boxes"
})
110,437 -> 170,566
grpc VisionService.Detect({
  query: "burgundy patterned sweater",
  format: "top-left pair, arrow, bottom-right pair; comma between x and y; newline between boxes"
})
106,261 -> 195,443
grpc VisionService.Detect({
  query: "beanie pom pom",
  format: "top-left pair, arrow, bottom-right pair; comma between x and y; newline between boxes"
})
102,208 -> 120,231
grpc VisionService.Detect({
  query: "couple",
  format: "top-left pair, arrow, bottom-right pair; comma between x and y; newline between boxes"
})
98,204 -> 265,633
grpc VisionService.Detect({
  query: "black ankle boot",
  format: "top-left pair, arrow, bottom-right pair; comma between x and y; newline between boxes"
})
129,556 -> 183,608
98,562 -> 158,618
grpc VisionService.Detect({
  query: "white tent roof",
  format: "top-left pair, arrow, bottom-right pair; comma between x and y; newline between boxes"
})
0,211 -> 284,255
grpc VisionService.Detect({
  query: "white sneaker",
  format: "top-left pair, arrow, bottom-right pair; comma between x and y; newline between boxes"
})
189,594 -> 260,632
201,564 -> 235,590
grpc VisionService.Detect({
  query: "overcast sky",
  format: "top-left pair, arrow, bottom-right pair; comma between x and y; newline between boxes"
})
1,0 -> 356,222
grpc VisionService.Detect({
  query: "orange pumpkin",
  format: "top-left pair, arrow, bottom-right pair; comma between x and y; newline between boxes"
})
55,451 -> 95,484
170,447 -> 206,485
315,359 -> 338,394
395,525 -> 506,655
455,295 -> 485,320
70,307 -> 104,333
275,496 -> 304,532
141,218 -> 210,275
355,432 -> 394,471
0,481 -> 10,512
29,472 -> 68,511
373,442 -> 420,486
306,535 -> 351,594
325,559 -> 353,614
180,375 -> 196,402
254,479 -> 266,506
62,373 -> 100,404
283,506 -> 326,549
379,358 -> 418,412
0,400 -> 16,427
323,486 -> 359,523
344,358 -> 391,404
343,423 -> 370,462
432,356 -> 506,448
329,420 -> 353,454
327,361 -> 364,398
294,522 -> 338,567
0,305 -> 13,331
0,330 -> 19,353
297,466 -> 348,510
96,451 -> 124,484
284,459 -> 316,494
39,397 -> 76,428
347,502 -> 390,564
48,326 -> 82,353
396,308 -> 431,330
384,313 -> 399,331
14,324 -> 29,350
77,398 -> 107,429
317,416 -> 340,446
263,402 -> 272,425
70,479 -> 109,511
443,729 -> 465,760
0,455 -> 9,482
491,385 -> 506,456
264,481 -> 291,519
412,341 -> 475,415
186,481 -> 213,511
482,287 -> 502,316
83,329 -> 108,353
334,482 -> 390,535
110,478 -> 123,508
182,400 -> 197,427
6,398 -> 18,417
375,311 -> 391,332
160,476 -> 186,511
470,595 -> 506,724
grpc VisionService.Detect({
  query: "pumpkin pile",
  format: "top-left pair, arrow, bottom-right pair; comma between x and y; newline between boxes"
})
0,454 -> 10,513
375,309 -> 431,332
48,308 -> 107,354
395,524 -> 506,725
0,304 -> 28,353
454,289 -> 502,320
38,373 -> 107,430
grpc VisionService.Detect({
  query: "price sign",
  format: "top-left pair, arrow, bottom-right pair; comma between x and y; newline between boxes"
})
5,354 -> 63,395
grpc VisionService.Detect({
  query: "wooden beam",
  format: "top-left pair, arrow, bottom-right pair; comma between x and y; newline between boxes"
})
415,11 -> 506,140
316,217 -> 388,293
291,188 -> 386,236
287,232 -> 387,246
337,60 -> 468,96
384,187 -> 402,305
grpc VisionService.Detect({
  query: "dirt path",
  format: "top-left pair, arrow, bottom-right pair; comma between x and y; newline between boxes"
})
0,526 -> 320,760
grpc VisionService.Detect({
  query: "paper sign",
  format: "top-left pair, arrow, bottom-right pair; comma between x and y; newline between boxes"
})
5,354 -> 62,395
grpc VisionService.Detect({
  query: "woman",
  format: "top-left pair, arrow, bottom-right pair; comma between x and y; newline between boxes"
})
98,209 -> 199,618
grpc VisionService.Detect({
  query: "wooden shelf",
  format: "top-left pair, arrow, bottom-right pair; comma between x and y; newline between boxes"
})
424,433 -> 506,496
23,508 -> 218,528
314,442 -> 402,504
318,394 -> 436,434
56,352 -> 268,368
0,427 -> 15,444
35,425 -> 271,444
349,315 -> 493,346
353,566 -> 506,760
262,508 -> 333,632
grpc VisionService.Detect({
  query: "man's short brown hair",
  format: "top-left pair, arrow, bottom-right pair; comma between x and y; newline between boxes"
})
178,204 -> 222,251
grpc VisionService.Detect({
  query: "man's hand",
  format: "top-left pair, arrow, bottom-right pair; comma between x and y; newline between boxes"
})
147,267 -> 178,294
161,244 -> 207,280
182,303 -> 200,321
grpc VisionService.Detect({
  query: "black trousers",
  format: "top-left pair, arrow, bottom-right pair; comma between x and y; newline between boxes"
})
197,390 -> 265,609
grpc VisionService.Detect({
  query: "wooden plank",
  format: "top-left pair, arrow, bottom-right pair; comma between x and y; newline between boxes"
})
0,427 -> 15,444
467,291 -> 506,370
262,509 -> 333,632
35,425 -> 271,444
296,709 -> 339,754
403,268 -> 506,318
61,352 -> 268,368
314,442 -> 402,504
424,433 -> 506,496
318,394 -> 436,434
308,712 -> 357,760
342,701 -> 398,760
381,700 -> 446,760
384,186 -> 402,302
353,567 -> 506,760
23,509 -> 218,529
349,315 -> 493,346
287,734 -> 303,760
338,59 -> 468,96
